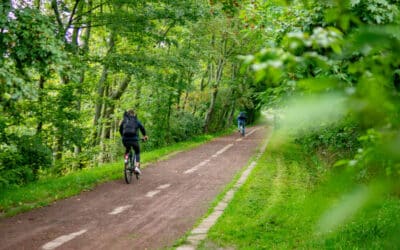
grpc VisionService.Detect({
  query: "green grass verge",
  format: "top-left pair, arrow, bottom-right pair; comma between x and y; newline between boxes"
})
0,130 -> 233,218
200,134 -> 400,249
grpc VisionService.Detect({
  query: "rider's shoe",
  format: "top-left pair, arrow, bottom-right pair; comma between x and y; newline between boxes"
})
124,154 -> 129,164
134,166 -> 141,175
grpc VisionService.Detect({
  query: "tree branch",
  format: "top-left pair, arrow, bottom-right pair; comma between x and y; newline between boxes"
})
66,0 -> 81,33
110,75 -> 131,100
51,0 -> 64,35
72,2 -> 108,23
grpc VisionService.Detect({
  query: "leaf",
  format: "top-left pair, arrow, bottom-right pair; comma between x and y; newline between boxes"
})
333,159 -> 349,167
331,43 -> 342,54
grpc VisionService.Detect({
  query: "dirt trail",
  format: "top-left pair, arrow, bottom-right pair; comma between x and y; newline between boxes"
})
0,126 -> 268,250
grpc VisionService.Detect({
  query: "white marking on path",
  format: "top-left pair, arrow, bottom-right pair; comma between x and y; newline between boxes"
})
235,128 -> 259,141
158,184 -> 171,189
146,190 -> 161,198
109,205 -> 133,215
42,229 -> 87,250
185,140 -> 237,175
245,127 -> 259,137
184,159 -> 210,174
145,183 -> 171,198
211,143 -> 233,158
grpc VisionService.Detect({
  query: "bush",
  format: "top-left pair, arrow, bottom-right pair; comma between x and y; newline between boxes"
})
0,135 -> 52,188
170,111 -> 204,142
294,117 -> 362,160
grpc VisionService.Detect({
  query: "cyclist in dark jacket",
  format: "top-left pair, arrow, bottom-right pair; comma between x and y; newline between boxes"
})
119,110 -> 148,174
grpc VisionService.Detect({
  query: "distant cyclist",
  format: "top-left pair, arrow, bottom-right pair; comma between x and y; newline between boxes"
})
237,111 -> 247,133
119,110 -> 148,175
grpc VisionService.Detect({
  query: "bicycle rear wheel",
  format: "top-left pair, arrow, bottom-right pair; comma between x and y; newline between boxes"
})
124,159 -> 133,184
240,125 -> 245,136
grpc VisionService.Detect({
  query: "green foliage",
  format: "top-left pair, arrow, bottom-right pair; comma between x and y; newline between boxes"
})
337,129 -> 400,180
0,7 -> 63,74
170,111 -> 204,142
244,0 -> 400,179
0,135 -> 52,188
351,0 -> 400,25
294,118 -> 362,160
0,4 -> 86,186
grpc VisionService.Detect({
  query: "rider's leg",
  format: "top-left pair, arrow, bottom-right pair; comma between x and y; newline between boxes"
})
132,142 -> 142,175
123,143 -> 131,163
132,141 -> 141,168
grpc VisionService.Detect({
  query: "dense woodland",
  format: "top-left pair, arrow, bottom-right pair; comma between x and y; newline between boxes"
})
1,0 -> 400,208
1,0 -> 265,187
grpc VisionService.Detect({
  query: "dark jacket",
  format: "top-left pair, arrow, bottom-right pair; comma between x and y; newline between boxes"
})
119,114 -> 146,143
237,112 -> 247,121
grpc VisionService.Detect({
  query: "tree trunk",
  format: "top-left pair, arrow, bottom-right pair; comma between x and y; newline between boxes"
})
55,133 -> 64,162
167,93 -> 173,135
180,72 -> 193,111
227,101 -> 236,127
73,0 -> 92,167
200,63 -> 211,91
92,32 -> 115,145
103,75 -> 131,140
203,34 -> 227,133
100,75 -> 131,162
227,64 -> 238,127
99,85 -> 110,162
36,75 -> 45,134
182,90 -> 189,111
134,81 -> 142,110
203,84 -> 218,133
203,57 -> 225,133
35,0 -> 41,9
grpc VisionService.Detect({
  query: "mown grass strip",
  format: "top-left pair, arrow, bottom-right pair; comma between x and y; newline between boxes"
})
200,134 -> 400,249
0,130 -> 233,218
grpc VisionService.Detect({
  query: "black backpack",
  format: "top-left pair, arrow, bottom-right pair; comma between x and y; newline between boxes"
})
123,116 -> 138,136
